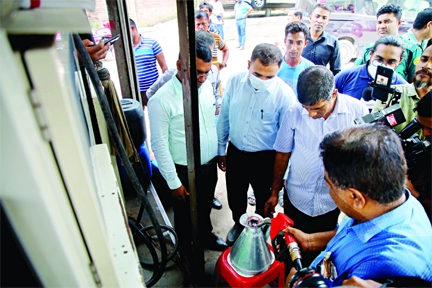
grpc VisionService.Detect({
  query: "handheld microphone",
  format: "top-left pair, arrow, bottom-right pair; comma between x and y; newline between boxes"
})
361,87 -> 373,101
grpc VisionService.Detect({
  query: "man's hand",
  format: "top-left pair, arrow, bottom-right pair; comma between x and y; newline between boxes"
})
218,155 -> 227,171
342,276 -> 383,288
264,193 -> 278,218
83,39 -> 110,62
282,226 -> 312,252
171,184 -> 189,201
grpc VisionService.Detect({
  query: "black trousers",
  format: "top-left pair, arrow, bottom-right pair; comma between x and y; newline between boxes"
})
283,190 -> 340,268
226,143 -> 275,223
173,157 -> 218,250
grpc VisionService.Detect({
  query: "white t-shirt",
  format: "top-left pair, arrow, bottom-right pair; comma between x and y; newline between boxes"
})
212,0 -> 224,24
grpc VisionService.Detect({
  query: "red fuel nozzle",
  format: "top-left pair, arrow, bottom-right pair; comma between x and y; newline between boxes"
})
270,213 -> 302,271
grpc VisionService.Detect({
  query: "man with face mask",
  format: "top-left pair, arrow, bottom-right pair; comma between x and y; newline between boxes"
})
335,35 -> 407,101
217,43 -> 296,246
264,65 -> 368,268
372,40 -> 432,134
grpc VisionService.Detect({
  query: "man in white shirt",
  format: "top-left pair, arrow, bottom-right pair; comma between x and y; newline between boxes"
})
264,65 -> 368,268
148,41 -> 228,255
217,43 -> 296,246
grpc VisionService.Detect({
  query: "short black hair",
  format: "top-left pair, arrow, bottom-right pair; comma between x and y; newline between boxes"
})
288,8 -> 303,19
294,10 -> 303,19
250,43 -> 283,67
196,40 -> 212,63
414,90 -> 432,118
376,3 -> 402,20
297,66 -> 334,106
320,124 -> 407,204
413,8 -> 432,30
195,10 -> 209,20
129,18 -> 137,28
312,3 -> 333,13
196,30 -> 215,48
371,35 -> 406,59
284,21 -> 309,39
199,2 -> 214,12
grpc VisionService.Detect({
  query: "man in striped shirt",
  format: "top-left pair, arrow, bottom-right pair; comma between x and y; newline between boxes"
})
195,10 -> 229,71
130,19 -> 168,108
264,65 -> 368,268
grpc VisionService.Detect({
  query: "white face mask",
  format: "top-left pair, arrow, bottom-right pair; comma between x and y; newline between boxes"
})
367,62 -> 394,79
249,72 -> 274,92
367,64 -> 378,79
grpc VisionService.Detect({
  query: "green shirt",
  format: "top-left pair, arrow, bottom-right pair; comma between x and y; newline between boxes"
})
402,29 -> 429,52
148,73 -> 218,189
353,42 -> 374,66
372,83 -> 421,134
353,37 -> 420,81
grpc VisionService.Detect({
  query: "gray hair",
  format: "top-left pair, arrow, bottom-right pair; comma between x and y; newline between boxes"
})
196,30 -> 215,48
297,66 -> 334,106
320,124 -> 407,204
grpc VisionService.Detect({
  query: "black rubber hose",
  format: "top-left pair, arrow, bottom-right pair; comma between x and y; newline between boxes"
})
139,224 -> 179,264
128,219 -> 160,269
73,34 -> 167,287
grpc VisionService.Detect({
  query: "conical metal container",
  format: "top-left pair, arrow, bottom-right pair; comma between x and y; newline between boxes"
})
228,213 -> 274,277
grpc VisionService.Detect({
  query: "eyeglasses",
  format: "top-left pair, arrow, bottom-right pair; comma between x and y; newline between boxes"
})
197,69 -> 213,78
371,58 -> 398,68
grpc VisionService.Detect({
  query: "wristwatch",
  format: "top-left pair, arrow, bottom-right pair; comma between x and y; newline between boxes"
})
221,61 -> 227,67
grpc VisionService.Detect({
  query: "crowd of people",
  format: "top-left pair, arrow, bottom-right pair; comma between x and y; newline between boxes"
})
86,1 -> 432,286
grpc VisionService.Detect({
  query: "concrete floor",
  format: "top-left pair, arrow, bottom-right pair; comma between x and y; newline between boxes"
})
125,167 -> 284,287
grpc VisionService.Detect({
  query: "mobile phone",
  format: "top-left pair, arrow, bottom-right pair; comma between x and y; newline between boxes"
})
372,65 -> 394,102
103,34 -> 120,45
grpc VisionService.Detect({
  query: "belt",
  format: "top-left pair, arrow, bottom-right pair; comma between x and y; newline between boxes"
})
236,17 -> 246,21
175,157 -> 217,170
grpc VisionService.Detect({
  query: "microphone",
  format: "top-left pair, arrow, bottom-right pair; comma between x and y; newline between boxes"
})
362,87 -> 373,101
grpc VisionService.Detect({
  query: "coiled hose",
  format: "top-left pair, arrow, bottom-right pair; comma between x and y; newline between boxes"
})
73,34 -> 171,287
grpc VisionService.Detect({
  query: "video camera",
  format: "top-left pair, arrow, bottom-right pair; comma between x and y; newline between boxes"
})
355,76 -> 405,128
355,76 -> 431,198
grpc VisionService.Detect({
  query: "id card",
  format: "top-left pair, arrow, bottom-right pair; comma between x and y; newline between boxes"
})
319,252 -> 338,281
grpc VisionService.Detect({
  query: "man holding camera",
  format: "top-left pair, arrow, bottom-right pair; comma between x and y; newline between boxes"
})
335,35 -> 407,101
285,124 -> 432,287
372,40 -> 432,134
406,91 -> 432,221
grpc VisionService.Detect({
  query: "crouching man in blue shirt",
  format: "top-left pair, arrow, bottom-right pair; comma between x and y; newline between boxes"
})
284,124 -> 432,287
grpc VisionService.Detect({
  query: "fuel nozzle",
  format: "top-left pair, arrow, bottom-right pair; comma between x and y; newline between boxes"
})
270,213 -> 303,271
286,235 -> 302,271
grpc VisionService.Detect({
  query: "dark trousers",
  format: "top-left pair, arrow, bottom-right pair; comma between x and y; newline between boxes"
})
283,190 -> 340,268
226,143 -> 275,223
173,158 -> 218,250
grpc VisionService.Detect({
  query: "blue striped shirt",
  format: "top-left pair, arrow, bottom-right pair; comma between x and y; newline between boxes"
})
217,71 -> 296,155
311,191 -> 432,286
134,36 -> 163,92
274,94 -> 368,216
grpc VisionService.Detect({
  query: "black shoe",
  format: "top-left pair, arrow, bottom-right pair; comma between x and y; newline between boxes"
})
226,223 -> 244,246
204,233 -> 228,251
212,197 -> 222,210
